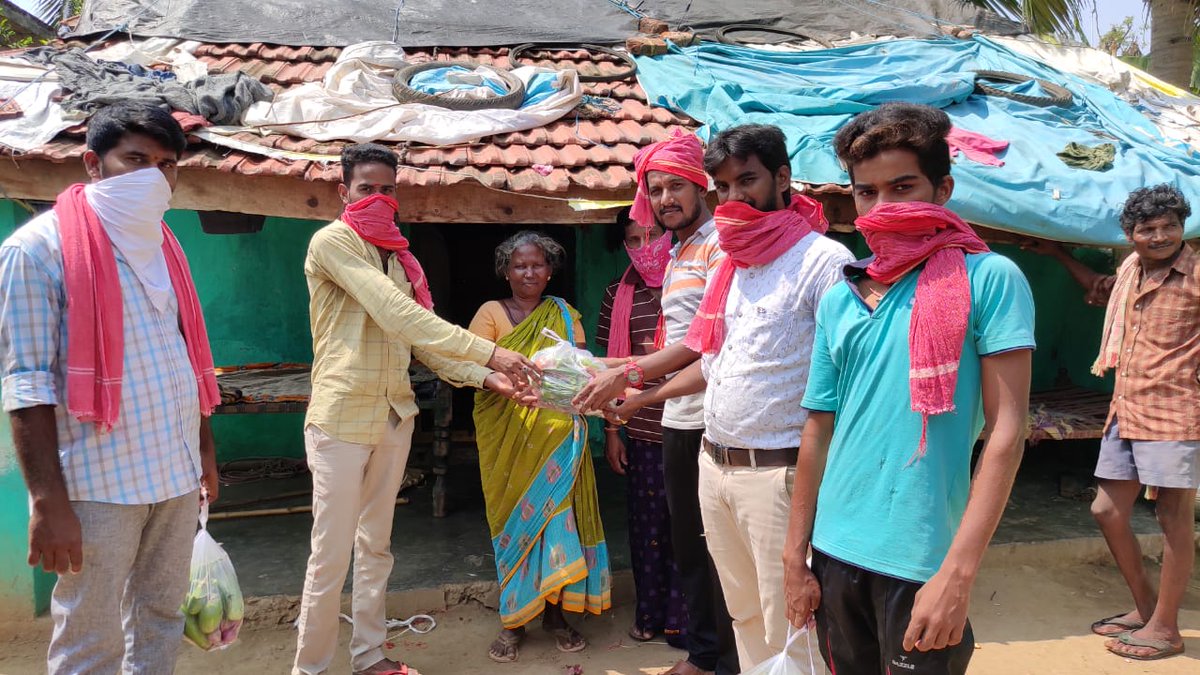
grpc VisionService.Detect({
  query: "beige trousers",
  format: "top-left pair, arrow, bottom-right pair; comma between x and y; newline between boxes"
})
293,414 -> 416,675
698,451 -> 825,673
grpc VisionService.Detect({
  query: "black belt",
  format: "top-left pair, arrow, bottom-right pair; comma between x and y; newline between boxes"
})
702,438 -> 798,468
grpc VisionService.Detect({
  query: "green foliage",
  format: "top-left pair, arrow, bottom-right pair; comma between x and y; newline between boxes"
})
31,0 -> 83,25
1099,16 -> 1137,55
0,14 -> 37,49
961,0 -> 1088,41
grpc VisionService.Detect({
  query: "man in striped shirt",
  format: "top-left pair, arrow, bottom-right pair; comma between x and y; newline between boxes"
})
576,134 -> 738,675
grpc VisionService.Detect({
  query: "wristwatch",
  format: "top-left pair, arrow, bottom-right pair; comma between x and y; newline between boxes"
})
623,361 -> 645,389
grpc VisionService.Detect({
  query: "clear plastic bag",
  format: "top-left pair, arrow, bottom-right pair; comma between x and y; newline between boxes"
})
741,626 -> 823,675
180,501 -> 244,651
529,328 -> 606,415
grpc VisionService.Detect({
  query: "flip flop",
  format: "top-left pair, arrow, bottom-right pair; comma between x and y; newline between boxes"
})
549,626 -> 588,653
487,630 -> 523,664
1105,631 -> 1185,661
628,625 -> 656,642
1090,613 -> 1145,636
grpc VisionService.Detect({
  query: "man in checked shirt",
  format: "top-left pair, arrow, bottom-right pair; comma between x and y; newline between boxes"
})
0,103 -> 221,674
1027,184 -> 1198,661
294,143 -> 534,675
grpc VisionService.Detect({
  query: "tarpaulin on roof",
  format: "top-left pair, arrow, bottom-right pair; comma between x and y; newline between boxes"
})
73,0 -> 1018,48
634,37 -> 1200,246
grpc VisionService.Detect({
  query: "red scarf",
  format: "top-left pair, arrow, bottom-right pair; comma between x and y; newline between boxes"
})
56,184 -> 220,430
341,194 -> 434,310
629,130 -> 708,229
855,201 -> 989,461
685,196 -> 828,354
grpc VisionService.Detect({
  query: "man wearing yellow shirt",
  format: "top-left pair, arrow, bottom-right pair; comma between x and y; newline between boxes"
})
294,144 -> 532,675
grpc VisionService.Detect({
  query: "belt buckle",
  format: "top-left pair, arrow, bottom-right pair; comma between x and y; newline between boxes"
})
709,439 -> 729,466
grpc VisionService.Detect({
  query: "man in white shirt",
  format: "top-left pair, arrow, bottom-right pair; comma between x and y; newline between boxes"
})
611,124 -> 852,670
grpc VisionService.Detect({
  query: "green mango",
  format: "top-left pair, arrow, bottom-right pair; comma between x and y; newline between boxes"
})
198,597 -> 224,634
183,613 -> 210,650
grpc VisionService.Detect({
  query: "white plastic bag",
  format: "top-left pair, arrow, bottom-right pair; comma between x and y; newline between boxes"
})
528,328 -> 606,415
180,500 -> 244,651
741,626 -> 822,675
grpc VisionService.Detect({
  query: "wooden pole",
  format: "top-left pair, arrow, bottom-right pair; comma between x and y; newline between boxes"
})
208,497 -> 409,521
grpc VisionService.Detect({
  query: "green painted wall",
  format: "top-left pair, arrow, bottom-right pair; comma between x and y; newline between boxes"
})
166,210 -> 325,461
0,200 -> 54,616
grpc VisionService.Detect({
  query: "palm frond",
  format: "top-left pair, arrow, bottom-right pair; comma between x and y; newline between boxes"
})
958,0 -> 1086,39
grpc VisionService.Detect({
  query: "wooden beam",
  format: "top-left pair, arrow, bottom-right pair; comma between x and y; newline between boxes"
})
0,158 -> 1042,242
0,158 -> 632,224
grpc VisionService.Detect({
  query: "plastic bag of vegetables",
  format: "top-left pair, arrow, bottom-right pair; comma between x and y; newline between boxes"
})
530,328 -> 606,415
180,500 -> 244,651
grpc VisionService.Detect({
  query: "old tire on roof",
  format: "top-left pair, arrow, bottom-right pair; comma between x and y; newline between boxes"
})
972,70 -> 1073,108
508,43 -> 638,83
392,60 -> 527,111
715,24 -> 834,49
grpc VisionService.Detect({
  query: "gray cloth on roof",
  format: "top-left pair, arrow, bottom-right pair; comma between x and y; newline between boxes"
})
24,47 -> 272,126
71,0 -> 1022,48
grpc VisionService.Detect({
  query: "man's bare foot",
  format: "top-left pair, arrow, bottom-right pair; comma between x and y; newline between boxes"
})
664,659 -> 713,675
488,626 -> 525,663
353,657 -> 421,675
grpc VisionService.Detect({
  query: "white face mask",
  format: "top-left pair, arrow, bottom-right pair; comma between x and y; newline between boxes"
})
84,168 -> 174,311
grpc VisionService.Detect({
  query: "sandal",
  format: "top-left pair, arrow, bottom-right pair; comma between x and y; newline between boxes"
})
1105,630 -> 1185,661
1090,612 -> 1145,636
549,625 -> 588,653
628,625 -> 656,642
488,627 -> 524,664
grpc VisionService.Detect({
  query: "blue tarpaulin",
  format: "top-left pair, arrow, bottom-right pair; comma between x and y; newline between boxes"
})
634,37 -> 1200,245
409,66 -> 560,107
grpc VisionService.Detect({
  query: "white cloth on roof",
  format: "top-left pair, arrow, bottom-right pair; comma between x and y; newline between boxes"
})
992,36 -> 1200,152
0,57 -> 81,152
240,41 -> 583,146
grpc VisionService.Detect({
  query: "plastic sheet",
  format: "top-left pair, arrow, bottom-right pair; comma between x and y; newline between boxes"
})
72,0 -> 1019,48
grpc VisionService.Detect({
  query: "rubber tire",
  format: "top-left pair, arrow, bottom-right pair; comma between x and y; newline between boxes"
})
392,60 -> 526,111
715,24 -> 834,49
973,70 -> 1073,108
508,43 -> 638,83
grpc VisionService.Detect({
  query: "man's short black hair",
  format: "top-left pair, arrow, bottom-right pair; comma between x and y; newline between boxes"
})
703,124 -> 790,176
85,102 -> 187,158
341,143 -> 398,185
1119,184 -> 1191,235
833,102 -> 952,183
605,206 -> 633,252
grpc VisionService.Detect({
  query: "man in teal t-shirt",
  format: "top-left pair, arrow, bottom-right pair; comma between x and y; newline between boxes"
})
782,103 -> 1035,675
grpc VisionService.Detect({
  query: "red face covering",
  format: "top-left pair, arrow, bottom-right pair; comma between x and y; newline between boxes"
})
607,229 -> 673,359
684,196 -> 828,355
340,193 -> 434,310
854,200 -> 990,463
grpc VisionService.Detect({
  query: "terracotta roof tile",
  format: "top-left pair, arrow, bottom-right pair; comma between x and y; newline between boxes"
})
6,38 -> 698,194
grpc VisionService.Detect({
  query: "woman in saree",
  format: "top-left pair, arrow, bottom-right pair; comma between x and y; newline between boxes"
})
469,231 -> 611,663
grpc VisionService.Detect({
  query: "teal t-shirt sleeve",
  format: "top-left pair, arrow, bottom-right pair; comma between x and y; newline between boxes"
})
971,253 -> 1037,355
802,296 -> 840,412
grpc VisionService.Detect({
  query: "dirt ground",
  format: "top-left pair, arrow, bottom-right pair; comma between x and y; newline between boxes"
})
1,562 -> 1197,675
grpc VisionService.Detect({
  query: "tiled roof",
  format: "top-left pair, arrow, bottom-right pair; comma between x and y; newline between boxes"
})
11,41 -> 699,194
